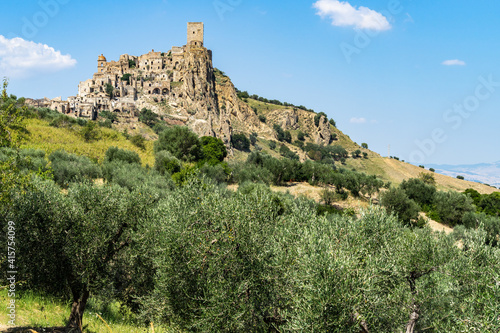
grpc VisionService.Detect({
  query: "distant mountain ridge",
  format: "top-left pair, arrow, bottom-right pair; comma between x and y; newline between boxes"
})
426,161 -> 500,188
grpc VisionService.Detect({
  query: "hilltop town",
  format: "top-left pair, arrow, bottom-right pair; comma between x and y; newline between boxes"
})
26,22 -> 334,151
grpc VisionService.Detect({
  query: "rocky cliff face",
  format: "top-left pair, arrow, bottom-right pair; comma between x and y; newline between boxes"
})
136,47 -> 272,149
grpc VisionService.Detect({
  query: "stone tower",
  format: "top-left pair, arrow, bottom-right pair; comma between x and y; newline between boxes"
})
187,22 -> 204,46
97,54 -> 107,73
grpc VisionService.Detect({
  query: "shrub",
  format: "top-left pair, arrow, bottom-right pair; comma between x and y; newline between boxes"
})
35,107 -> 61,121
249,132 -> 258,146
457,175 -> 465,180
269,141 -> 277,150
297,131 -> 305,141
461,212 -> 500,246
361,143 -> 368,149
329,118 -> 336,127
272,124 -> 291,143
463,188 -> 482,206
105,83 -> 114,98
279,144 -> 299,160
154,150 -> 182,175
49,114 -> 78,128
236,90 -> 249,99
230,162 -> 273,184
121,73 -> 132,83
154,126 -> 202,162
231,133 -> 250,151
273,124 -> 285,142
380,187 -> 420,226
130,134 -> 146,150
99,119 -> 112,128
199,163 -> 230,184
477,192 -> 500,216
99,110 -> 117,123
283,131 -> 292,143
104,146 -> 141,165
200,136 -> 227,164
400,178 -> 436,207
171,165 -> 199,186
307,150 -> 322,161
152,123 -> 168,134
314,112 -> 328,127
3,148 -> 49,173
258,115 -> 266,123
320,188 -> 336,205
433,191 -> 474,226
102,160 -> 173,192
49,150 -> 102,187
293,140 -> 305,150
139,108 -> 159,127
429,168 -> 435,172
419,172 -> 436,186
273,124 -> 292,143
80,121 -> 101,142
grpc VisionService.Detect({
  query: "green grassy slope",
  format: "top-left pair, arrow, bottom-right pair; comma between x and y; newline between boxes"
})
0,289 -> 180,332
21,119 -> 155,166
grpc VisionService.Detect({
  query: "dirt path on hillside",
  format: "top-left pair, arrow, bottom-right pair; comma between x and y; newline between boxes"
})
427,220 -> 453,234
420,212 -> 453,234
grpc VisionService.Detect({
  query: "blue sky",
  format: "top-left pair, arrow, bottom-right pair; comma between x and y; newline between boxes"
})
1,0 -> 499,165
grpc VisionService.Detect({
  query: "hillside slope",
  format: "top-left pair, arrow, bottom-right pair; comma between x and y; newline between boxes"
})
345,156 -> 497,194
21,118 -> 155,166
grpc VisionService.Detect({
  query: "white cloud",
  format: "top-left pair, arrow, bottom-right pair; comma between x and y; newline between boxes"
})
0,35 -> 76,78
350,117 -> 367,124
442,59 -> 466,66
313,0 -> 391,31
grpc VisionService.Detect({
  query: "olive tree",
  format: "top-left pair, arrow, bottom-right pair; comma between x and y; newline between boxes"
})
10,178 -> 159,331
154,125 -> 202,162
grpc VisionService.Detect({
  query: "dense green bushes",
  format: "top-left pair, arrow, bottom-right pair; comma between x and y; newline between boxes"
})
138,108 -> 159,127
105,146 -> 141,165
154,126 -> 202,161
382,175 -> 496,230
434,191 -> 475,226
49,114 -> 87,128
99,110 -> 117,123
3,164 -> 500,332
102,160 -> 173,192
0,148 -> 48,173
381,187 -> 420,226
230,152 -> 384,198
400,178 -> 436,207
231,133 -> 250,151
273,124 -> 291,143
200,136 -> 227,164
49,150 -> 102,187
5,178 -> 160,328
154,150 -> 181,175
279,144 -> 299,160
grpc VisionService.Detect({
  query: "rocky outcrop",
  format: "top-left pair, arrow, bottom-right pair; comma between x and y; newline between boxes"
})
315,115 -> 332,145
